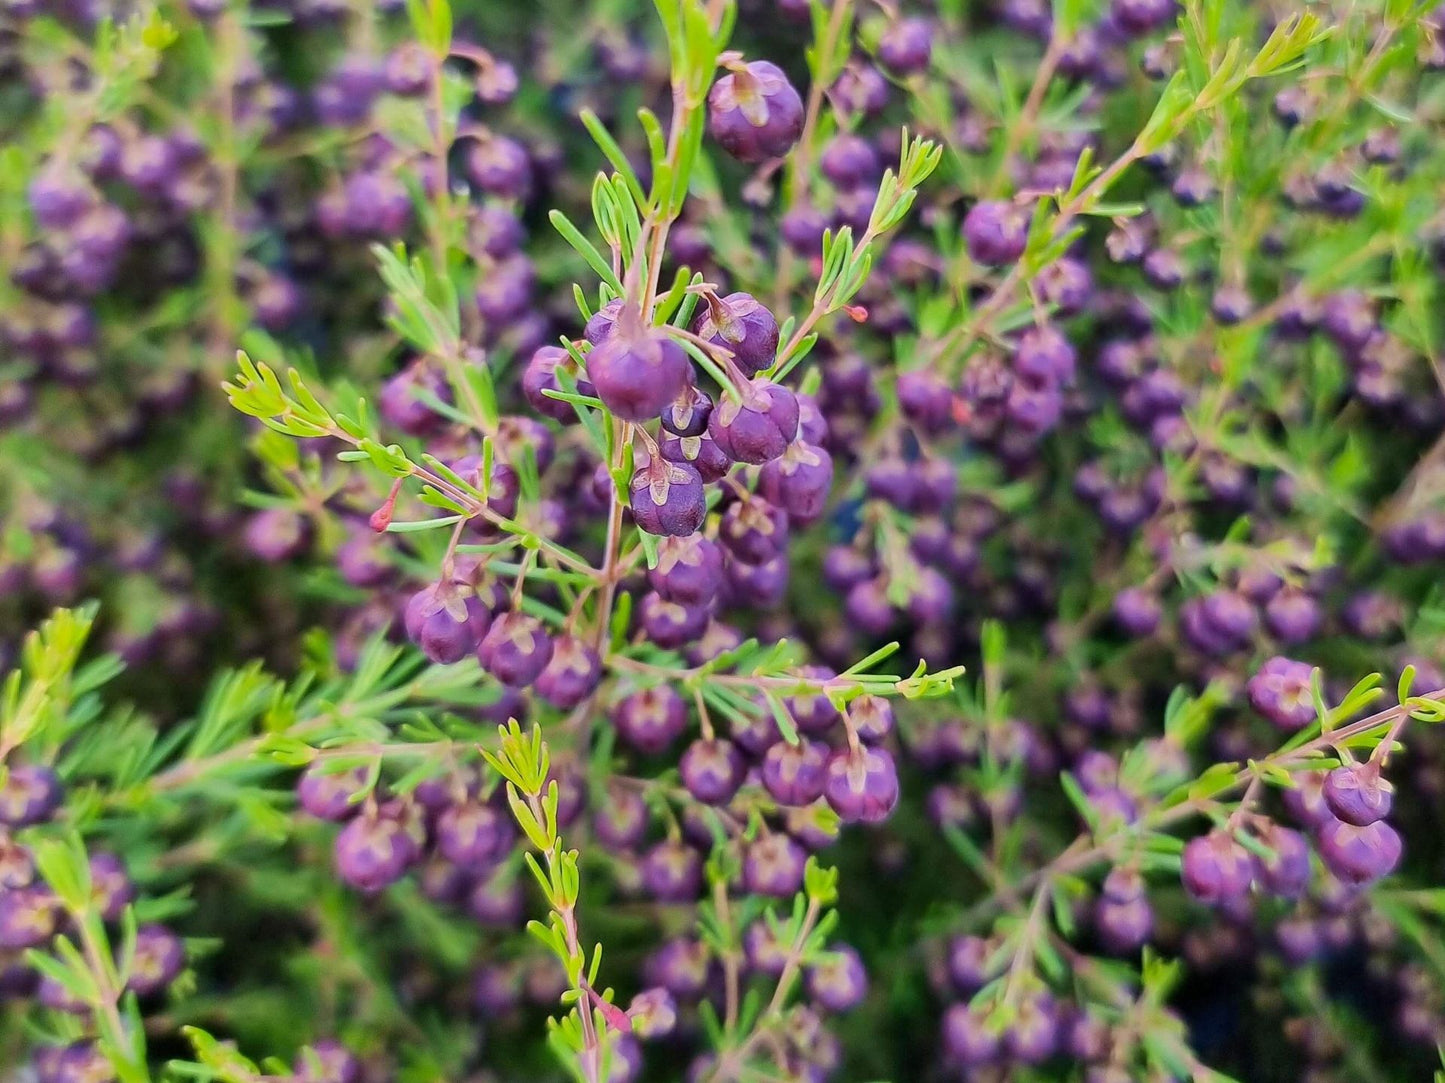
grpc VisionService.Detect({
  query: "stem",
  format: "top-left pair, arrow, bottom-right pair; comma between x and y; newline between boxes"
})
312,419 -> 596,575
694,685 -> 716,741
999,878 -> 1052,1010
591,418 -> 631,651
709,897 -> 822,1082
140,679 -> 462,797
608,654 -> 899,697
524,789 -> 601,1083
957,688 -> 1445,930
772,0 -> 853,309
986,28 -> 1068,197
713,876 -> 741,1033
427,51 -> 454,275
70,907 -> 150,1083
205,11 -> 242,372
934,142 -> 1144,373
438,516 -> 468,580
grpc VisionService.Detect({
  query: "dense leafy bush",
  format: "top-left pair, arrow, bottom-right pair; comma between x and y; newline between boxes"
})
2,0 -> 1445,1080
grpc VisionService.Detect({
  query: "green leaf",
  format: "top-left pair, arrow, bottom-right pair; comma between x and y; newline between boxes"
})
762,691 -> 800,746
578,110 -> 647,208
1137,70 -> 1195,153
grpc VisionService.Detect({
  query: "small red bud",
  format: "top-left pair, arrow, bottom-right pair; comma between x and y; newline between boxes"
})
593,991 -> 632,1033
370,478 -> 405,532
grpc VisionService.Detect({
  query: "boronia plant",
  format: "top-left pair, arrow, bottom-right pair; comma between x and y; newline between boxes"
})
3,0 -> 1445,1079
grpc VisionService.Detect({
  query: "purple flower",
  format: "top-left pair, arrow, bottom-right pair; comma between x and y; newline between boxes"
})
127,924 -> 185,996
877,17 -> 933,75
824,746 -> 899,824
336,534 -> 391,588
806,944 -> 868,1011
1186,589 -> 1259,655
1315,819 -> 1401,884
1180,832 -> 1253,904
535,634 -> 603,710
832,62 -> 890,117
1007,992 -> 1062,1064
692,292 -> 779,377
708,380 -> 799,465
297,764 -> 369,821
725,552 -> 790,608
761,739 -> 828,806
312,56 -> 382,126
1322,763 -> 1394,826
629,456 -> 706,537
0,837 -> 34,890
464,135 -> 532,199
963,200 -> 1029,265
592,785 -> 650,850
743,920 -> 791,977
88,853 -> 135,922
378,362 -> 451,436
638,592 -> 711,650
404,582 -> 490,665
720,495 -> 790,564
1111,0 -> 1178,34
660,385 -> 714,438
758,441 -> 834,524
334,810 -> 418,893
472,964 -> 521,1016
820,134 -> 881,188
383,42 -> 431,96
844,579 -> 896,637
1246,656 -> 1316,729
1037,257 -> 1094,315
0,765 -> 62,827
242,508 -> 309,563
29,168 -> 94,230
0,886 -> 58,949
679,739 -> 746,805
46,1043 -> 115,1083
612,686 -> 689,755
660,432 -> 733,483
436,800 -> 513,869
585,298 -> 624,344
707,61 -> 804,163
942,1002 -> 1001,1068
476,613 -> 555,688
781,204 -> 829,254
523,345 -> 594,423
585,306 -> 692,421
896,369 -> 956,434
1015,324 -> 1077,384
822,546 -> 875,592
1282,771 -> 1334,829
1095,893 -> 1153,954
787,670 -> 842,736
468,867 -> 526,926
293,1040 -> 361,1083
742,833 -> 807,897
1112,586 -> 1162,636
627,987 -> 678,1039
644,937 -> 712,1000
1256,824 -> 1312,898
649,535 -> 724,606
641,840 -> 703,902
946,935 -> 998,995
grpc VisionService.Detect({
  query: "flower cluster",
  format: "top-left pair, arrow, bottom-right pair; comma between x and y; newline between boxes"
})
1,0 -> 1444,1081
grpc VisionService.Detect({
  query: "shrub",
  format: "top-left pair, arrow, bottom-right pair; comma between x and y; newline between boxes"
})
2,0 -> 1445,1081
